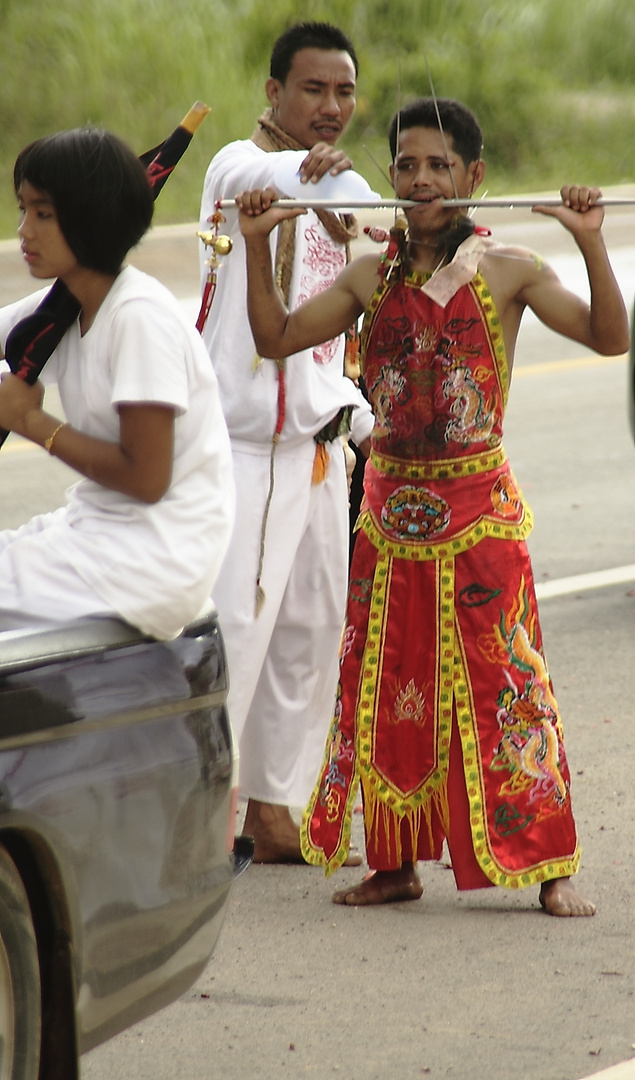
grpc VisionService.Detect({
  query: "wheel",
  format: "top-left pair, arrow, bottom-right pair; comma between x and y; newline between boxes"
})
0,847 -> 41,1080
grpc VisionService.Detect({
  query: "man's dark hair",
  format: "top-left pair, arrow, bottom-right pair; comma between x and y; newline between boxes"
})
14,128 -> 154,276
270,21 -> 358,82
388,97 -> 483,167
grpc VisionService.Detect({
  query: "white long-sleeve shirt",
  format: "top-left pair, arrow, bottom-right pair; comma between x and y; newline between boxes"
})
199,139 -> 374,448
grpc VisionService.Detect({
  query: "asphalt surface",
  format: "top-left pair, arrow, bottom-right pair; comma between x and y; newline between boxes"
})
1,195 -> 634,1080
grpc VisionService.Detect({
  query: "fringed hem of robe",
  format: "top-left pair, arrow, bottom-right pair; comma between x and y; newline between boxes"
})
302,527 -> 581,886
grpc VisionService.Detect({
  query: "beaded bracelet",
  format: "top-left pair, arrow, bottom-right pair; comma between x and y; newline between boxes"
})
44,421 -> 68,455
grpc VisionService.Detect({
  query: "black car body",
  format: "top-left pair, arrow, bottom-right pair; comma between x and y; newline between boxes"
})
0,609 -> 247,1080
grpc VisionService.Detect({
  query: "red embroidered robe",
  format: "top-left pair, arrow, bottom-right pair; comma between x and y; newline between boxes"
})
301,252 -> 580,888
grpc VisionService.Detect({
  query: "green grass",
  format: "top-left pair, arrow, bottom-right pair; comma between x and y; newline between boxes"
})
0,0 -> 633,237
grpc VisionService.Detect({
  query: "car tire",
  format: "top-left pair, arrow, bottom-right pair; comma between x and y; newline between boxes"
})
0,847 -> 41,1080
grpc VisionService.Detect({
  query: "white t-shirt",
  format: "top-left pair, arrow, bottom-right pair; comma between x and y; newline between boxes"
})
199,139 -> 374,448
0,266 -> 235,639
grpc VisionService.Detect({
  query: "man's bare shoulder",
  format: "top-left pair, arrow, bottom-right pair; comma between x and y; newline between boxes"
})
481,239 -> 550,273
480,240 -> 556,300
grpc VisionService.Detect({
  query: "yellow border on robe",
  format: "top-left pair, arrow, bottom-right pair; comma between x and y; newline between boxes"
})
356,553 -> 451,813
300,704 -> 362,875
360,501 -> 534,563
452,614 -> 580,888
356,556 -> 453,864
469,274 -> 510,407
370,444 -> 506,480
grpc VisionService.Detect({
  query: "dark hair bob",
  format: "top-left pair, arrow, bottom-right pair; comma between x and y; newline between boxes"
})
14,128 -> 154,275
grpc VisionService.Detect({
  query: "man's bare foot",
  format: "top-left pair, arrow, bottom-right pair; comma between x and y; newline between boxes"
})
242,799 -> 362,866
539,877 -> 596,917
332,865 -> 423,906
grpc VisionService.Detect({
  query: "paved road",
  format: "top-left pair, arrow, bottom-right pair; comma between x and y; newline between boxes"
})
1,201 -> 634,1080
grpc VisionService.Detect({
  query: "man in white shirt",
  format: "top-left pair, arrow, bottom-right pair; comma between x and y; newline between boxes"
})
199,21 -> 372,861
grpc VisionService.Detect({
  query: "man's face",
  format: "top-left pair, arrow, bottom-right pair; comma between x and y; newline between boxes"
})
390,126 -> 484,236
266,47 -> 356,148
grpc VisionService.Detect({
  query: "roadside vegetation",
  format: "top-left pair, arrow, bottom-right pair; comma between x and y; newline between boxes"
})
0,0 -> 633,236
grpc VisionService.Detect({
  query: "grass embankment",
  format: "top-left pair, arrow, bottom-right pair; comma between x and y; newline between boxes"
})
0,0 -> 633,237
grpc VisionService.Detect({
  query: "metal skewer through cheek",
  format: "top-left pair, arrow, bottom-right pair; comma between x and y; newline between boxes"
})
219,196 -> 635,211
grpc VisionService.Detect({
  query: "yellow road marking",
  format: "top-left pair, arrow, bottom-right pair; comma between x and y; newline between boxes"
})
0,355 -> 629,456
514,352 -> 627,378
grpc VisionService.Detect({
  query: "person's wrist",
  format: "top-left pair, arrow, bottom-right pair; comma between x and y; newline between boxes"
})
44,421 -> 68,455
23,409 -> 57,448
574,229 -> 605,253
245,231 -> 274,249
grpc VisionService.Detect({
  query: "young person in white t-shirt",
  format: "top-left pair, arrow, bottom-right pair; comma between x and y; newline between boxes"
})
0,127 -> 234,639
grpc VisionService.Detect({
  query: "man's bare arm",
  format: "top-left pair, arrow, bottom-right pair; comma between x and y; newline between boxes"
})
238,188 -> 376,358
524,185 -> 629,356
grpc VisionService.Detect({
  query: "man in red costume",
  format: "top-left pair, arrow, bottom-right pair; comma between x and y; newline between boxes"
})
235,98 -> 629,915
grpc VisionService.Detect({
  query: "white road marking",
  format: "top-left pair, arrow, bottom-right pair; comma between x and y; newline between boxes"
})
536,564 -> 635,600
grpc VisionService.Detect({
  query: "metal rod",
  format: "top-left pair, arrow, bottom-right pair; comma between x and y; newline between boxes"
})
218,196 -> 635,211
441,197 -> 635,208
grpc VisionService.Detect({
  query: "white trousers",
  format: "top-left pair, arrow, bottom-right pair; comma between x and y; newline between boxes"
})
213,437 -> 349,806
0,510 -> 112,632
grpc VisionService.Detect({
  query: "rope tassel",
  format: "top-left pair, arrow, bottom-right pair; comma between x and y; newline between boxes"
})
312,442 -> 330,485
254,362 -> 286,616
